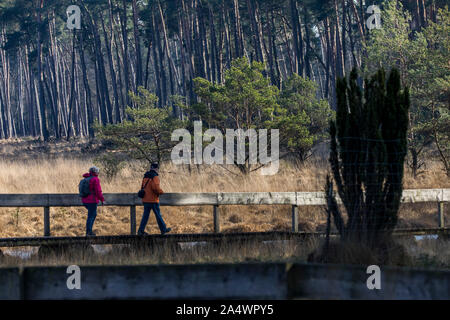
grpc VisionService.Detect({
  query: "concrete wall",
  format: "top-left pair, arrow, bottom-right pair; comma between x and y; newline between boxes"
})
21,263 -> 287,300
0,267 -> 21,299
0,262 -> 448,300
288,263 -> 450,299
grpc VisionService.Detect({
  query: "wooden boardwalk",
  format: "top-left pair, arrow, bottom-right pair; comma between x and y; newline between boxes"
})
0,228 -> 448,248
0,189 -> 448,242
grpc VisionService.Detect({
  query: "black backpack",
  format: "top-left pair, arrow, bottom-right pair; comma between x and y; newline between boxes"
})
79,176 -> 93,198
137,178 -> 151,198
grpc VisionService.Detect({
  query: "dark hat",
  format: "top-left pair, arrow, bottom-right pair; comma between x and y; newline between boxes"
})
150,163 -> 159,169
89,166 -> 100,173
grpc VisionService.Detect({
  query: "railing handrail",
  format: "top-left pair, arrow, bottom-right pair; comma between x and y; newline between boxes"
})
0,188 -> 448,207
0,189 -> 447,235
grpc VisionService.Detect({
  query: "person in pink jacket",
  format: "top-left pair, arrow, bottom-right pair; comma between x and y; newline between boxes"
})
81,166 -> 105,236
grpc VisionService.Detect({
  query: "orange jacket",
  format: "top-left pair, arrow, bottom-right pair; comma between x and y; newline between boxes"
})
141,172 -> 164,203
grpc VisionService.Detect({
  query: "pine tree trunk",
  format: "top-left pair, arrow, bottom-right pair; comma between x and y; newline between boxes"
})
121,0 -> 130,107
290,0 -> 304,76
232,0 -> 244,58
350,0 -> 365,42
66,31 -> 76,140
208,6 -> 217,83
132,0 -> 143,88
246,0 -> 264,63
78,30 -> 94,138
153,13 -> 168,107
36,0 -> 49,141
158,0 -> 179,115
302,6 -> 313,79
101,10 -> 121,123
334,0 -> 345,78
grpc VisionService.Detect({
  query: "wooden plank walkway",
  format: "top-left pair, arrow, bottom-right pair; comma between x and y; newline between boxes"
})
0,228 -> 447,248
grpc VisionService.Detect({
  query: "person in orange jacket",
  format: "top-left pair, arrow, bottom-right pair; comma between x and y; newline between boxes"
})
138,163 -> 171,235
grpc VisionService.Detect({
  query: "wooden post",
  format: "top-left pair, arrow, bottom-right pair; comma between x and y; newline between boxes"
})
44,206 -> 50,237
292,205 -> 298,232
130,205 -> 136,235
213,205 -> 220,233
438,202 -> 445,228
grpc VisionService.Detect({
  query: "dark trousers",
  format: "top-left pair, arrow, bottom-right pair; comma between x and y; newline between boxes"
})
84,203 -> 98,234
138,203 -> 168,234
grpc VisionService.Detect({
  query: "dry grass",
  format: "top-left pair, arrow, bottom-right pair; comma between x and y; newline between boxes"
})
0,139 -> 448,239
1,237 -> 448,269
0,139 -> 449,269
0,238 -> 320,268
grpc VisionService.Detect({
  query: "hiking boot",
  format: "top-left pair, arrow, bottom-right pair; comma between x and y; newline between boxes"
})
161,228 -> 172,235
138,231 -> 149,236
86,232 -> 96,237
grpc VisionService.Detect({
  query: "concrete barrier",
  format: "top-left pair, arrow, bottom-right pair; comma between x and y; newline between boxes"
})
21,263 -> 287,300
0,262 -> 448,299
287,263 -> 450,299
0,267 -> 21,299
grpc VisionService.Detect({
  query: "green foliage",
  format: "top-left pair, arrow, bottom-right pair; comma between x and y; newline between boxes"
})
327,68 -> 409,246
364,1 -> 413,77
94,152 -> 125,181
96,87 -> 187,165
192,58 -> 279,131
277,74 -> 334,160
190,58 -> 279,173
364,2 -> 450,176
98,59 -> 331,172
418,8 -> 450,176
191,58 -> 332,167
0,0 -> 74,51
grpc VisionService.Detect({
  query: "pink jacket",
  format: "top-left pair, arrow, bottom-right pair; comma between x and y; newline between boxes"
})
81,172 -> 105,204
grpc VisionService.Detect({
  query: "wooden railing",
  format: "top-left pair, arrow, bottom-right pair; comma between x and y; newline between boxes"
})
0,189 -> 448,236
